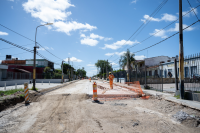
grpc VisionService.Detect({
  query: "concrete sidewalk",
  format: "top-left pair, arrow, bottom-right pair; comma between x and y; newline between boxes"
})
99,80 -> 200,111
142,88 -> 200,110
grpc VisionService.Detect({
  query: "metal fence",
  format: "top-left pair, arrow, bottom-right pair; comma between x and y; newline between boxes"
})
131,66 -> 163,92
113,70 -> 127,83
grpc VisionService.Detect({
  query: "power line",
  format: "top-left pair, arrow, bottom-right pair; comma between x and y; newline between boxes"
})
111,5 -> 200,62
0,38 -> 60,65
187,0 -> 200,22
107,0 -> 168,60
112,20 -> 200,63
118,0 -> 168,53
0,43 -> 34,51
0,52 -> 29,57
0,24 -> 64,61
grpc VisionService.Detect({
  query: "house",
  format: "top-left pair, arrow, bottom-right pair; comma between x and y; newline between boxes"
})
1,55 -> 54,79
0,64 -> 8,81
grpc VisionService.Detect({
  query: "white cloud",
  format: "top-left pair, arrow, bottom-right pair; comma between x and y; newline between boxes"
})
135,55 -> 146,60
104,38 -> 113,41
105,51 -> 126,56
181,8 -> 198,17
141,13 -> 177,22
80,38 -> 99,46
150,23 -> 194,39
168,23 -> 194,32
64,57 -> 82,62
131,0 -> 138,4
68,53 -> 71,55
102,40 -> 139,50
90,33 -> 104,40
110,62 -> 118,66
23,0 -> 74,22
38,46 -> 54,51
54,21 -> 97,35
105,53 -> 114,56
87,64 -> 95,66
0,31 -> 8,35
11,6 -> 13,9
23,0 -> 97,35
78,50 -> 80,52
149,29 -> 167,38
115,51 -> 126,56
80,34 -> 86,38
8,0 -> 14,1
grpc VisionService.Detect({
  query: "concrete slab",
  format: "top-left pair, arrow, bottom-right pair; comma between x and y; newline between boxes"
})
165,96 -> 200,110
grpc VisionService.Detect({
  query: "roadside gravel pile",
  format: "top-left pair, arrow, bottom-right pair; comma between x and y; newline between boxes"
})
173,110 -> 200,127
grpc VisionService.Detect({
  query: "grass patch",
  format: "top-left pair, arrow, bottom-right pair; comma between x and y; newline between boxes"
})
29,87 -> 38,91
0,88 -> 24,96
19,94 -> 25,97
174,94 -> 180,99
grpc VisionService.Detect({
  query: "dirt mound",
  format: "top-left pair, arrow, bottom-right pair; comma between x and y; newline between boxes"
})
0,96 -> 24,111
172,110 -> 200,127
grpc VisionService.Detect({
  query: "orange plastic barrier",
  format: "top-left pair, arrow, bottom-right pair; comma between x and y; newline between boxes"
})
93,82 -> 98,101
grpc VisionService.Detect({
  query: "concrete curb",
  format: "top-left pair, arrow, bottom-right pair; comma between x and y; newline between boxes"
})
165,97 -> 200,111
142,88 -> 200,111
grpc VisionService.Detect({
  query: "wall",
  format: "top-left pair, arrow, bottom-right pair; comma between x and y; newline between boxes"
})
0,79 -> 69,87
145,56 -> 171,67
35,79 -> 69,83
0,80 -> 31,87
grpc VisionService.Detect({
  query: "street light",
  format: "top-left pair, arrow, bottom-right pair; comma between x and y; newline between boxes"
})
33,23 -> 53,90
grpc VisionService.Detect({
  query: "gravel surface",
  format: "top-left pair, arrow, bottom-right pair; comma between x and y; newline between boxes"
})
0,80 -> 200,133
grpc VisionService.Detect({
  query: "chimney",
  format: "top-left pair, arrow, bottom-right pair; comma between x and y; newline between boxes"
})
6,55 -> 12,60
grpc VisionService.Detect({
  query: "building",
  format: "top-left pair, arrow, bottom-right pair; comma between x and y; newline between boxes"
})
160,56 -> 199,78
1,55 -> 54,74
145,56 -> 175,67
26,59 -> 54,70
0,65 -> 8,81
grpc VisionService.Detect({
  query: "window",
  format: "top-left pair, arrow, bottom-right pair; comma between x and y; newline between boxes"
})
184,67 -> 189,78
149,71 -> 152,76
191,66 -> 197,77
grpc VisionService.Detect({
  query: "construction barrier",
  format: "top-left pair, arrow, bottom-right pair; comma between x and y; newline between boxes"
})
24,82 -> 30,104
93,82 -> 98,101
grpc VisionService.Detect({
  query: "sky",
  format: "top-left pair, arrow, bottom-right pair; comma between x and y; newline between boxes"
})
0,0 -> 200,77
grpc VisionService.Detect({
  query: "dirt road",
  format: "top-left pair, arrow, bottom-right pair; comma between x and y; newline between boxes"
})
0,80 -> 200,133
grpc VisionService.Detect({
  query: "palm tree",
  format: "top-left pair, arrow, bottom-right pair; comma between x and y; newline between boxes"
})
119,49 -> 135,71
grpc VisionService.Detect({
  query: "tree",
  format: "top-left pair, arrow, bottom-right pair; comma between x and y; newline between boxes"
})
62,63 -> 74,74
119,49 -> 135,71
95,60 -> 112,78
77,68 -> 86,77
44,67 -> 51,79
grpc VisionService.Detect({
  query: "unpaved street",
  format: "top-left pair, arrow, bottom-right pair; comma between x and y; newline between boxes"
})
0,80 -> 200,133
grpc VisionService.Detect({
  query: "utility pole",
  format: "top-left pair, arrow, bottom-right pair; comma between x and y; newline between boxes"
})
61,61 -> 64,83
33,46 -> 37,89
72,62 -> 73,80
127,49 -> 130,83
106,60 -> 108,80
68,57 -> 70,81
103,63 -> 104,80
179,0 -> 184,99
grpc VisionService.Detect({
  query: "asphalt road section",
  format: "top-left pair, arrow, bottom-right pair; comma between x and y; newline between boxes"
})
0,80 -> 200,133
